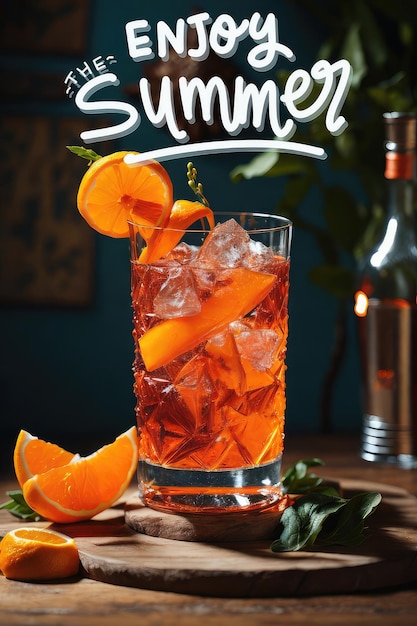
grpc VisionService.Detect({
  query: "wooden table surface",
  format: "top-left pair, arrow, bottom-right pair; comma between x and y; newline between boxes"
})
1,433 -> 416,626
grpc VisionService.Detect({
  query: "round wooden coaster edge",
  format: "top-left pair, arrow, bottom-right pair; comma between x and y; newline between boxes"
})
124,495 -> 282,542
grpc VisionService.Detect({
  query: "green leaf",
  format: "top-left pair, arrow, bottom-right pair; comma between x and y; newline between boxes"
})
272,454 -> 382,553
323,186 -> 368,254
271,490 -> 382,552
319,492 -> 382,547
333,130 -> 356,162
281,458 -> 325,494
308,264 -> 354,299
275,171 -> 316,219
230,149 -> 318,182
266,153 -> 316,178
271,493 -> 347,552
356,2 -> 388,67
0,490 -> 44,522
66,146 -> 102,162
230,151 -> 280,182
341,22 -> 367,88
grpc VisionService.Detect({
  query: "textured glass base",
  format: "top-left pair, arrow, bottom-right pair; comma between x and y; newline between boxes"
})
137,457 -> 283,513
361,414 -> 417,469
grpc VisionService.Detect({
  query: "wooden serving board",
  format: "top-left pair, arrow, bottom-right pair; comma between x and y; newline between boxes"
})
1,478 -> 417,597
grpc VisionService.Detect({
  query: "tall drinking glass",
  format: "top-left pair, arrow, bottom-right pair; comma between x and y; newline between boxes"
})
129,212 -> 292,513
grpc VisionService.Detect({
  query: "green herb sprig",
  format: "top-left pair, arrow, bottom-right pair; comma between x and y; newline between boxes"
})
281,458 -> 337,495
273,459 -> 382,552
0,490 -> 44,522
66,146 -> 102,165
187,162 -> 210,207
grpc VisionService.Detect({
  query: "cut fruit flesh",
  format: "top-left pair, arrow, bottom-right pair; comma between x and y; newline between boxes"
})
76,151 -> 173,238
21,426 -> 138,523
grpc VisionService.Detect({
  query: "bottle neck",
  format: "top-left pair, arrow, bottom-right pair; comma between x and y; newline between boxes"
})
385,151 -> 415,180
385,152 -> 416,221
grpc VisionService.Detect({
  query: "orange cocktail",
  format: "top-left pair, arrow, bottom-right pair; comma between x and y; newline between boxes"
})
130,212 -> 292,513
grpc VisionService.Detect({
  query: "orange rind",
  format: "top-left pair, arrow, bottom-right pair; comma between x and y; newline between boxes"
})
139,269 -> 276,371
14,429 -> 75,489
0,527 -> 79,581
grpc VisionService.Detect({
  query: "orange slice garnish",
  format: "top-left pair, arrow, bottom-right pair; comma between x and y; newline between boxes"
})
77,151 -> 173,238
20,427 -> 138,523
138,269 -> 276,371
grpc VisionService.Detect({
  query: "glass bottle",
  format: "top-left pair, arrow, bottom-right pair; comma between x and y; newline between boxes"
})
354,112 -> 417,468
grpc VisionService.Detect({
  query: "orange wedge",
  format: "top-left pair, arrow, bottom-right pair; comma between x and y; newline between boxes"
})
14,429 -> 75,489
76,151 -> 173,238
0,528 -> 79,581
138,199 -> 215,263
21,427 -> 138,523
139,268 -> 276,371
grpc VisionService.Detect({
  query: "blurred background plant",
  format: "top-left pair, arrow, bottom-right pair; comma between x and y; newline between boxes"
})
231,0 -> 417,432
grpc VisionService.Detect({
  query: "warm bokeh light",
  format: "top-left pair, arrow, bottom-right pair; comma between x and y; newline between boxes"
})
354,290 -> 368,317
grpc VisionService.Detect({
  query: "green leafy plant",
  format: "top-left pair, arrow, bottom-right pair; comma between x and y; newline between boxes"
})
281,458 -> 336,495
272,490 -> 382,552
273,458 -> 381,551
231,0 -> 417,431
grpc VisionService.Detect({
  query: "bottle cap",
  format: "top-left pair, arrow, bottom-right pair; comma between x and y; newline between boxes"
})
383,112 -> 416,152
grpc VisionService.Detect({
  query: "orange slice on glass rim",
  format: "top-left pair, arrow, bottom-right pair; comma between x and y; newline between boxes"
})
75,151 -> 214,261
20,427 -> 138,523
76,151 -> 173,238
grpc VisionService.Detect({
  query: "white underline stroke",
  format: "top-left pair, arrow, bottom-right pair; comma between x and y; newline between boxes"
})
124,139 -> 327,166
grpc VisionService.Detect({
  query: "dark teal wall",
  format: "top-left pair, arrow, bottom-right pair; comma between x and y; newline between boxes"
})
0,0 -> 361,448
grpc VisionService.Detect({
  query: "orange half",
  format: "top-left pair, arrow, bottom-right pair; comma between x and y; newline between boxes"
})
0,528 -> 79,581
77,151 -> 173,238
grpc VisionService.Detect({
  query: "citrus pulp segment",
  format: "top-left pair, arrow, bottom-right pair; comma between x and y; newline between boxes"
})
0,527 -> 79,581
21,426 -> 139,523
76,151 -> 173,238
14,429 -> 75,489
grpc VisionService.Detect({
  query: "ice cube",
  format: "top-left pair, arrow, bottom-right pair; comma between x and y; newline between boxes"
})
234,328 -> 281,370
165,242 -> 199,264
247,239 -> 275,270
195,219 -> 251,268
191,267 -> 217,301
153,266 -> 202,319
174,355 -> 215,423
195,218 -> 276,271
